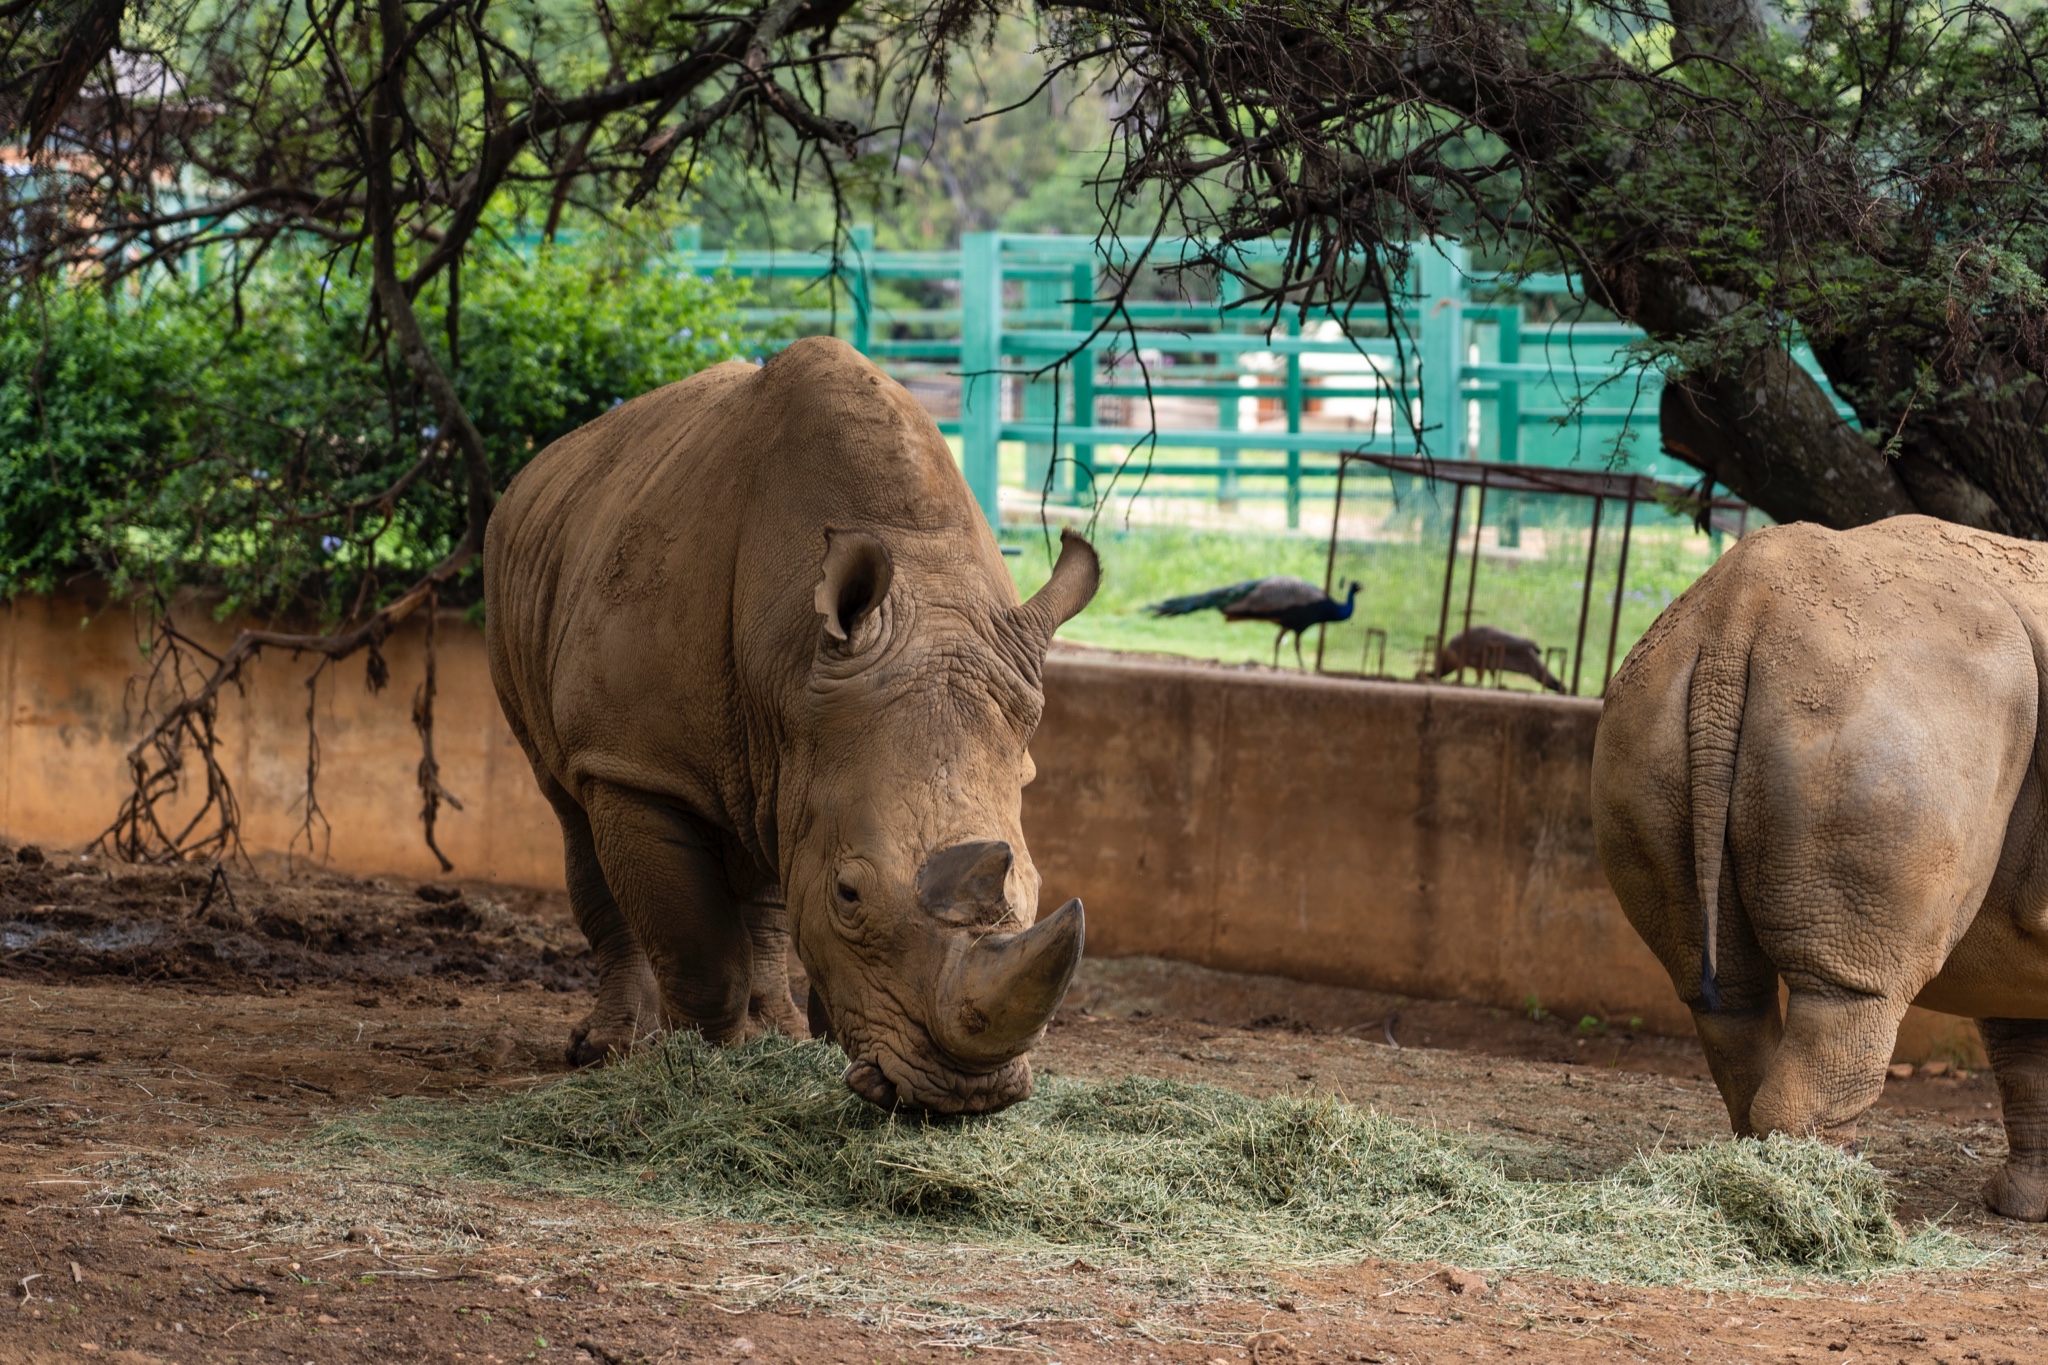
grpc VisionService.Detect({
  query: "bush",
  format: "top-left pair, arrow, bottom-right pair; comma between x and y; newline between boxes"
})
0,241 -> 757,614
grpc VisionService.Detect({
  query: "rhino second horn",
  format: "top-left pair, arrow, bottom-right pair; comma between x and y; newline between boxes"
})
1008,530 -> 1100,658
931,898 -> 1085,1068
916,839 -> 1014,925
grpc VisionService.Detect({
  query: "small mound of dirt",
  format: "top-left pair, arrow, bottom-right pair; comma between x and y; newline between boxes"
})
0,853 -> 591,992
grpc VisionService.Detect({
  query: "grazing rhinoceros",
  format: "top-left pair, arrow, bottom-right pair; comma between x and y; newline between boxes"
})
1593,515 -> 2048,1219
484,336 -> 1098,1114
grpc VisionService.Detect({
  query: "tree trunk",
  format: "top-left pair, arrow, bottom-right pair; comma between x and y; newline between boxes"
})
1588,262 -> 1924,529
1600,0 -> 2027,537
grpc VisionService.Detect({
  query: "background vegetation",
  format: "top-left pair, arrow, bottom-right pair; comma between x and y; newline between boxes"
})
1002,506 -> 1725,685
0,239 -> 754,615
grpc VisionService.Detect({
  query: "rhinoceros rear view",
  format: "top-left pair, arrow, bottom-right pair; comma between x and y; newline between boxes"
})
484,336 -> 1098,1113
1594,516 -> 2048,1219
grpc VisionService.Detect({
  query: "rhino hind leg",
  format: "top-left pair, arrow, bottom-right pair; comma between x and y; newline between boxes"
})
1693,998 -> 1784,1138
1979,1017 -> 2048,1221
1601,769 -> 1784,1135
1684,872 -> 1786,1135
542,776 -> 662,1067
584,781 -> 754,1043
1746,987 -> 1910,1147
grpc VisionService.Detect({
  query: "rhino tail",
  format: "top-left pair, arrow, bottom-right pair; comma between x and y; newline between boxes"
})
1686,638 -> 1751,1013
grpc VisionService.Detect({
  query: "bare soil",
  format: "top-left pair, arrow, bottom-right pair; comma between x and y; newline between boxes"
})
2,850 -> 2045,1365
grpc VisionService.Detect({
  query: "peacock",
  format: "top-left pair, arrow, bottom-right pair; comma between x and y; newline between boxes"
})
1148,577 -> 1362,670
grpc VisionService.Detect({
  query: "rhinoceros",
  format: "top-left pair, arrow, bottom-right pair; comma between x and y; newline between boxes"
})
483,336 -> 1099,1113
1593,515 -> 2048,1219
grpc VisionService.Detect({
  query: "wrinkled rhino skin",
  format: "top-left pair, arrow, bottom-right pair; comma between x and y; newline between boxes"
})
1594,516 -> 2048,1219
484,337 -> 1098,1114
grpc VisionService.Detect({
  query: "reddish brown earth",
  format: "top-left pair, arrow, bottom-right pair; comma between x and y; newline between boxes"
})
2,850 -> 2046,1365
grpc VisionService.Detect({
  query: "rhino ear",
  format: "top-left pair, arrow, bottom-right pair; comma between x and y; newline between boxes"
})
815,529 -> 894,643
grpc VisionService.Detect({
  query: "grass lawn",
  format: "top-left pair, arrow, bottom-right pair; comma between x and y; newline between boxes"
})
999,499 -> 1735,691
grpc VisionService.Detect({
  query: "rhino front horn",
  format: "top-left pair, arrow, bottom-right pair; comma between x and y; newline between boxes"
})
930,898 -> 1085,1068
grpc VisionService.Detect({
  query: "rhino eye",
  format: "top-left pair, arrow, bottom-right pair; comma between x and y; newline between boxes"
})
836,882 -> 860,906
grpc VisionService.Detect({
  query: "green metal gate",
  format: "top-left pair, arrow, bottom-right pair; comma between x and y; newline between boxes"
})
680,230 -> 1853,529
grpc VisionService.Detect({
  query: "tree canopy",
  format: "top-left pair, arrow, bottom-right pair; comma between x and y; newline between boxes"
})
10,0 -> 2047,544
1048,0 -> 2048,536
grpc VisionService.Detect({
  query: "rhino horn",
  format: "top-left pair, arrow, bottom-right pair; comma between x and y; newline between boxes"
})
929,898 -> 1085,1067
1008,530 -> 1099,659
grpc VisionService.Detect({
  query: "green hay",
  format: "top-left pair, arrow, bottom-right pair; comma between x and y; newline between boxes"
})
344,1034 -> 1978,1285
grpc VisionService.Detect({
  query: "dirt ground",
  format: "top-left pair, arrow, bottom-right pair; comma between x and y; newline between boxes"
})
3,850 -> 2046,1365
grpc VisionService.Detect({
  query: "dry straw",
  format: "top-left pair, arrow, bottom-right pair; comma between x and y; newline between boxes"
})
350,1033 -> 1979,1285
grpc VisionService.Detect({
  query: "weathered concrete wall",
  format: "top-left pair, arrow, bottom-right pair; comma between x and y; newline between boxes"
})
1,594 -> 562,886
0,594 -> 1982,1062
1029,657 -> 1656,1021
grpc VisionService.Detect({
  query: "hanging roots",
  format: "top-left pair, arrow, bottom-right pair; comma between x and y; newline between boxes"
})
96,579 -> 458,867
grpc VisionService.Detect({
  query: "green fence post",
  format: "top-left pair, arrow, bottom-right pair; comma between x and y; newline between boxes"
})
1496,301 -> 1521,463
1023,271 -> 1062,498
960,232 -> 1004,528
1215,275 -> 1242,511
1070,261 -> 1096,504
848,224 -> 874,356
1496,301 -> 1523,547
1285,314 -> 1304,529
1216,387 -> 1241,513
1418,243 -> 1468,461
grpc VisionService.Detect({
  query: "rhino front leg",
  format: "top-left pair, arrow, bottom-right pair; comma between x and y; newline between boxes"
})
584,782 -> 753,1042
741,888 -> 806,1039
542,776 -> 661,1066
1980,1017 -> 2048,1221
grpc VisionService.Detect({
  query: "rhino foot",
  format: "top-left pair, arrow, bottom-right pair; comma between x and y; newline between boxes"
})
746,986 -> 807,1041
566,1008 -> 656,1067
1983,1165 -> 2048,1222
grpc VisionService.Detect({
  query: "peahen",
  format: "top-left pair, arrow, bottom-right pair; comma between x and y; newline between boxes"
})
1432,625 -> 1565,692
1148,577 -> 1362,669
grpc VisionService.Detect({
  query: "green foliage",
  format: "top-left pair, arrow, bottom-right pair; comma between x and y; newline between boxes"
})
0,289 -> 207,598
0,241 -> 756,612
346,1031 -> 1976,1284
1533,0 -> 2048,427
684,19 -> 1124,253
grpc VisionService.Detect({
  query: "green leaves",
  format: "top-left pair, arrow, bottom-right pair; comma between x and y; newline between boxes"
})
0,238 -> 755,614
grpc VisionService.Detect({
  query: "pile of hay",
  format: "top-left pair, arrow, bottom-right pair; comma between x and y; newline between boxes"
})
354,1034 -> 1966,1283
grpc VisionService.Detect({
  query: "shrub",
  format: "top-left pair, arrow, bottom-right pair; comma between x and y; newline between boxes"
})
0,241 -> 757,614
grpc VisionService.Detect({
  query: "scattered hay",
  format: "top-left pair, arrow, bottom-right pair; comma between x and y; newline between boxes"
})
346,1034 -> 1976,1284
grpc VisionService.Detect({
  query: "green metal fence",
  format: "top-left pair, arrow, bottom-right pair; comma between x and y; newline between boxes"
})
679,229 -> 1853,529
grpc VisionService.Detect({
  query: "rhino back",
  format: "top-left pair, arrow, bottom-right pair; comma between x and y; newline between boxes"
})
1598,515 -> 2048,1016
485,337 -> 1008,839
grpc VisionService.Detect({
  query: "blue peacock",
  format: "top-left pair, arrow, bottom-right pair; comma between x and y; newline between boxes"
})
1147,577 -> 1362,669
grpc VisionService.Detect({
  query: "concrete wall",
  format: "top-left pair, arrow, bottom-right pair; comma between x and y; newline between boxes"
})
1,594 -> 561,886
0,593 -> 1982,1062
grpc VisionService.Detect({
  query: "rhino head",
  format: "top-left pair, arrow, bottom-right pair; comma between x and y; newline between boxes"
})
786,526 -> 1098,1114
